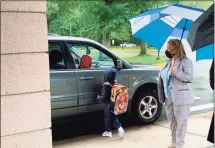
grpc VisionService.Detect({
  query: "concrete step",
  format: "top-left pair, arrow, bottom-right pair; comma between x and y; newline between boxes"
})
191,96 -> 213,115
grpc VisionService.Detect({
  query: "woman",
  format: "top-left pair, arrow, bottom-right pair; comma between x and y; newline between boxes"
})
158,39 -> 194,148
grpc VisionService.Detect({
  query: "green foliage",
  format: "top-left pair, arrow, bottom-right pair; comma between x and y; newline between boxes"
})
47,0 -> 212,47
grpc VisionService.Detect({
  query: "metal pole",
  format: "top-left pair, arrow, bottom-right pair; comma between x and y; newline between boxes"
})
156,50 -> 160,60
179,19 -> 188,48
180,19 -> 187,41
156,2 -> 160,60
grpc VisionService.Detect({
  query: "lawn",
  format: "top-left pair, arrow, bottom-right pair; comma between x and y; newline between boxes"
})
110,46 -> 157,52
122,54 -> 166,65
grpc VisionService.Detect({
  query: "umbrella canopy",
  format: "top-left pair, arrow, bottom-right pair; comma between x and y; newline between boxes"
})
188,4 -> 214,51
187,4 -> 214,61
129,4 -> 205,51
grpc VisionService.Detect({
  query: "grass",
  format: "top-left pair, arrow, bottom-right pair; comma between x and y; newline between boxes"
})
110,46 -> 166,66
110,46 -> 157,52
122,54 -> 166,65
79,46 -> 166,67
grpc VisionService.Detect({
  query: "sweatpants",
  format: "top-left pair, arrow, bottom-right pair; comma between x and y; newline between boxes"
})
104,102 -> 121,132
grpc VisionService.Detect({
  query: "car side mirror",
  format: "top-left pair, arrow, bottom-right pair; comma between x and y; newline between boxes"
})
116,60 -> 123,70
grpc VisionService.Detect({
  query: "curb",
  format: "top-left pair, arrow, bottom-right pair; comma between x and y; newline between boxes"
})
154,62 -> 165,67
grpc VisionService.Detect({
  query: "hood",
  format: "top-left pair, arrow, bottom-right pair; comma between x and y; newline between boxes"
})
104,68 -> 116,84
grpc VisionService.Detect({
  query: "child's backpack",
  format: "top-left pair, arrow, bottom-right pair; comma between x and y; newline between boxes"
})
106,82 -> 129,115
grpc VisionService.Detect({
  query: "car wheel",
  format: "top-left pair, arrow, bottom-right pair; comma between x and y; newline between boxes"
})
132,45 -> 136,47
132,90 -> 162,125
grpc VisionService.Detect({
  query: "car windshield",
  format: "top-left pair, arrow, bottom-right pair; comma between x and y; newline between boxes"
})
67,44 -> 83,58
67,43 -> 113,62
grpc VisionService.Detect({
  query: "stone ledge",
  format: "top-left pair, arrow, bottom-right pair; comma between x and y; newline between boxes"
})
1,1 -> 46,13
1,91 -> 51,136
1,129 -> 52,148
1,53 -> 50,95
1,12 -> 47,54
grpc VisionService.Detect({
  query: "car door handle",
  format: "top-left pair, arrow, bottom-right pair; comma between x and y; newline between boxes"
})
79,77 -> 95,80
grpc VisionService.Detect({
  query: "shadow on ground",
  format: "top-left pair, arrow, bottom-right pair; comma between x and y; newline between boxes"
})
52,112 -> 131,142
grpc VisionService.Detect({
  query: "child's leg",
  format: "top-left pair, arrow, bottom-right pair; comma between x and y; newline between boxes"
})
112,114 -> 121,129
104,103 -> 111,132
112,114 -> 125,138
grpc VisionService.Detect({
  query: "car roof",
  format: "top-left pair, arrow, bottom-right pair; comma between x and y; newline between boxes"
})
48,35 -> 132,68
48,36 -> 98,43
48,35 -> 114,53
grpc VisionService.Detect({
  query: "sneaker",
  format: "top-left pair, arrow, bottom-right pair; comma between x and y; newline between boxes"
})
117,127 -> 125,138
102,131 -> 112,137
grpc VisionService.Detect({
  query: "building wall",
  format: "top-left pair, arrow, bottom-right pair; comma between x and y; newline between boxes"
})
1,1 -> 52,148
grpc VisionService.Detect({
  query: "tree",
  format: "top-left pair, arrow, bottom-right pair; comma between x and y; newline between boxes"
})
47,1 -> 84,36
140,41 -> 147,55
78,1 -> 133,48
47,0 -> 159,48
47,0 -> 203,51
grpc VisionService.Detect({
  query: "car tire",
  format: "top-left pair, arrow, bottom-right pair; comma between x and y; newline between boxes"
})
131,90 -> 162,125
132,45 -> 136,47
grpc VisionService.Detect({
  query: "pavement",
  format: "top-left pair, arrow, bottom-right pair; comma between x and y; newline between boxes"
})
53,112 -> 214,148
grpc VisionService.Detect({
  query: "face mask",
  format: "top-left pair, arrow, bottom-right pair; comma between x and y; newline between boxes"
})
165,50 -> 173,58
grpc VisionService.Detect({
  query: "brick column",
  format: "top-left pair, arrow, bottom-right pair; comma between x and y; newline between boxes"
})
1,1 -> 52,148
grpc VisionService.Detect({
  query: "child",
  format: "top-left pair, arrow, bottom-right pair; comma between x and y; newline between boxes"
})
97,68 -> 125,138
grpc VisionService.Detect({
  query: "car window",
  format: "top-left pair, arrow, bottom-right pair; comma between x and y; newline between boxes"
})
67,43 -> 115,69
48,42 -> 66,70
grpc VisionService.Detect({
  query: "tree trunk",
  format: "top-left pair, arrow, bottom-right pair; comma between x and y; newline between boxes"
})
98,34 -> 103,44
140,40 -> 147,55
102,33 -> 111,48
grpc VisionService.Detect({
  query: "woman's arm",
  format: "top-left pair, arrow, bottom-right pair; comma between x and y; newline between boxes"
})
157,73 -> 165,104
172,58 -> 194,83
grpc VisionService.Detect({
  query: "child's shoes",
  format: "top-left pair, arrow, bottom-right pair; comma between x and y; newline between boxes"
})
102,131 -> 112,138
118,127 -> 125,138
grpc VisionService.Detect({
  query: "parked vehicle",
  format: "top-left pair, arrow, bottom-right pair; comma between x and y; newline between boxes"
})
49,36 -> 162,125
120,42 -> 136,47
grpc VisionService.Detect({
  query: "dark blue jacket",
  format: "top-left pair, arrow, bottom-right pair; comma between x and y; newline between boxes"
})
98,68 -> 116,103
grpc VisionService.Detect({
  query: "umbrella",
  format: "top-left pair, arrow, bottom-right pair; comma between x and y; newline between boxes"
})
187,4 -> 214,61
129,4 -> 205,52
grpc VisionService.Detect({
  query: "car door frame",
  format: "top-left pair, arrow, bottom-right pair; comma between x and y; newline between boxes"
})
49,40 -> 79,121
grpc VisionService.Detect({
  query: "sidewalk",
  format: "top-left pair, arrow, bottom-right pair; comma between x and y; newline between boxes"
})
53,112 -> 214,148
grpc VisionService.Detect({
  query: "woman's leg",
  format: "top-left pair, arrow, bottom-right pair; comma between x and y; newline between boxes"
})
165,99 -> 177,146
173,104 -> 190,148
207,113 -> 214,143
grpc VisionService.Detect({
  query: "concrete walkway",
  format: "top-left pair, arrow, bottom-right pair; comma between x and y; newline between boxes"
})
53,112 -> 214,148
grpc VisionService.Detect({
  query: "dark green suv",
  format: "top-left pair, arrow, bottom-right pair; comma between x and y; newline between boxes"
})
49,35 -> 162,124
